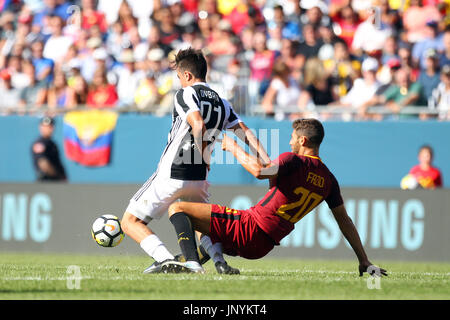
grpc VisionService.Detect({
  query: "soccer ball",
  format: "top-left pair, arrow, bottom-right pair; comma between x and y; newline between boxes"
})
91,215 -> 124,247
400,174 -> 419,190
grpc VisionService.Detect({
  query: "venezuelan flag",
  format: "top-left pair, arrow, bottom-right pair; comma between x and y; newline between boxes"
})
63,110 -> 118,167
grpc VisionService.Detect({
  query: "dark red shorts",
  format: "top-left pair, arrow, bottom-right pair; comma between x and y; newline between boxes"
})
209,204 -> 275,259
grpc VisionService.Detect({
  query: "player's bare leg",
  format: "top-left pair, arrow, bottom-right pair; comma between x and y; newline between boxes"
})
167,202 -> 239,274
121,212 -> 180,273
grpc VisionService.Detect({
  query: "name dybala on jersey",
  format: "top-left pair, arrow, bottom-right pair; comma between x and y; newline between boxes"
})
157,82 -> 241,181
250,152 -> 344,245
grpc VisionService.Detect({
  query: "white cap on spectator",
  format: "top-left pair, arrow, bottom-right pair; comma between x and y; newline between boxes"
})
147,48 -> 165,62
218,20 -> 232,32
119,49 -> 135,63
93,48 -> 108,60
86,37 -> 102,49
301,0 -> 328,14
68,59 -> 82,69
318,44 -> 334,61
362,57 -> 379,72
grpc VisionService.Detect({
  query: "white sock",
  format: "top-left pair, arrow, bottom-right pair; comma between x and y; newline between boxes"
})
140,234 -> 174,262
200,235 -> 225,264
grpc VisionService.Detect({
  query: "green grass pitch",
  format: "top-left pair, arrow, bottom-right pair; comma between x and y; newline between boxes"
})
0,253 -> 448,300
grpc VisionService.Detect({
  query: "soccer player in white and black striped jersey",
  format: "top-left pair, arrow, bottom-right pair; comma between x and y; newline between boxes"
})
121,48 -> 271,274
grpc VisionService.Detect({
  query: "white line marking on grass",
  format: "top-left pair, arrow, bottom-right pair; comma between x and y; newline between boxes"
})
1,270 -> 448,282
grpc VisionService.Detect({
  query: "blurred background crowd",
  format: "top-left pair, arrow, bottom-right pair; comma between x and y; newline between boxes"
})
0,0 -> 449,120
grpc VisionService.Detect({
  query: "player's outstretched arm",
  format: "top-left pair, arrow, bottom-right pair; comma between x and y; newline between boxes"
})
221,134 -> 278,179
331,204 -> 388,277
228,122 -> 271,166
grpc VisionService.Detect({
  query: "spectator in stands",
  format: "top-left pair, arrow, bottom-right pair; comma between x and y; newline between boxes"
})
6,54 -> 30,89
141,24 -> 174,57
86,67 -> 118,108
14,10 -> 35,47
408,145 -> 443,189
31,116 -> 67,182
398,42 -> 420,81
297,57 -> 336,113
155,6 -> 182,47
332,5 -> 361,50
381,36 -> 399,65
197,9 -> 213,40
297,23 -> 323,61
0,69 -> 21,114
0,11 -> 17,62
18,62 -> 47,112
106,21 -> 128,61
272,4 -> 301,41
43,15 -> 74,65
46,70 -> 73,110
365,67 -> 426,118
412,20 -> 444,70
438,27 -> 450,68
207,20 -> 237,62
428,64 -> 450,120
168,0 -> 196,31
67,73 -> 89,107
402,0 -> 442,43
323,41 -> 360,98
116,0 -> 138,33
261,60 -> 301,119
418,49 -> 441,100
351,7 -> 393,57
80,0 -> 108,34
283,0 -> 303,22
266,19 -> 283,52
339,57 -> 381,119
175,23 -> 202,51
59,44 -> 80,76
248,30 -> 276,104
379,0 -> 401,34
31,40 -> 54,84
226,0 -> 265,36
299,0 -> 330,30
32,0 -> 71,30
134,69 -> 160,112
80,39 -> 110,84
115,49 -> 145,107
146,47 -> 178,114
277,38 -> 303,81
317,19 -> 344,50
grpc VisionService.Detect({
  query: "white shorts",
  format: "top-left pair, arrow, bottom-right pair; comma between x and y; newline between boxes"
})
126,175 -> 210,223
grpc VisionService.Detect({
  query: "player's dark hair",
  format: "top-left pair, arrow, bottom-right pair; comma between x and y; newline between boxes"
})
172,47 -> 207,80
419,144 -> 433,157
292,118 -> 324,148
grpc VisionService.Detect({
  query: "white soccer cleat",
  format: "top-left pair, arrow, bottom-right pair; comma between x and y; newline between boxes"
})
182,261 -> 205,274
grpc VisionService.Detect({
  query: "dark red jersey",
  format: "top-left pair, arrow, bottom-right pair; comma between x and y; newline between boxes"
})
249,152 -> 344,244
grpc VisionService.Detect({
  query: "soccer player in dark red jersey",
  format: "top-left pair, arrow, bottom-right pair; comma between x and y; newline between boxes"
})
165,118 -> 388,276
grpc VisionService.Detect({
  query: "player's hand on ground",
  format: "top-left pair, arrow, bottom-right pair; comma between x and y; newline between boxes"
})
359,261 -> 388,277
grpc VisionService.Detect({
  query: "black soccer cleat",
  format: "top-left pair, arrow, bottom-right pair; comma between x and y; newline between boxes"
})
174,245 -> 211,265
215,261 -> 240,275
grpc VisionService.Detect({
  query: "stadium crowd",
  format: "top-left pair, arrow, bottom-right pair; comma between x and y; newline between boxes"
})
0,0 -> 449,120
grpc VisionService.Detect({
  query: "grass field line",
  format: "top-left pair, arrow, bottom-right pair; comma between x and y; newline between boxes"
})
92,265 -> 450,277
1,271 -> 449,282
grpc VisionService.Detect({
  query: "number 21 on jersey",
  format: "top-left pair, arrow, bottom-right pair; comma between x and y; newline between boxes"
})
276,187 -> 323,223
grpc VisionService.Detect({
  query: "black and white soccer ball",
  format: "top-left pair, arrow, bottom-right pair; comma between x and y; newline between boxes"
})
91,215 -> 124,247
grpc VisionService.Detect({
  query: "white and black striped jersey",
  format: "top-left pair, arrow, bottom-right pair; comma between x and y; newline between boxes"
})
155,82 -> 241,181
